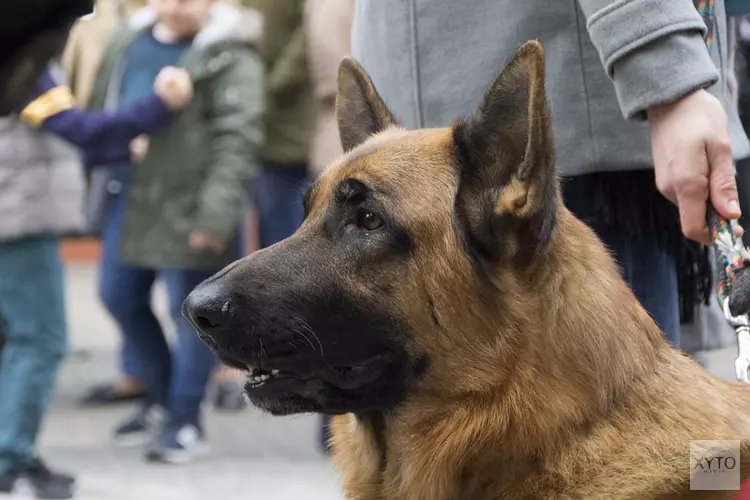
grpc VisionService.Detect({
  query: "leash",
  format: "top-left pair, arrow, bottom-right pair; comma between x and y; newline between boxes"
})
708,205 -> 750,382
696,0 -> 750,382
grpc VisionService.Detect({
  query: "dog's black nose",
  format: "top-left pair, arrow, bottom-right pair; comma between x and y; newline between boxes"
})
182,282 -> 233,339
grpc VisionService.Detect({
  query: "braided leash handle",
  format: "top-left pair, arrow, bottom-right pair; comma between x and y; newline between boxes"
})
707,204 -> 750,383
708,206 -> 744,305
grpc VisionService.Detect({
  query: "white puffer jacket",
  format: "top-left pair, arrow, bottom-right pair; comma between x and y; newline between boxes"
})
0,115 -> 86,243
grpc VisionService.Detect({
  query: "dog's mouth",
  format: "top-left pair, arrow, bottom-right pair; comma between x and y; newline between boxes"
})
217,350 -> 391,392
246,366 -> 281,388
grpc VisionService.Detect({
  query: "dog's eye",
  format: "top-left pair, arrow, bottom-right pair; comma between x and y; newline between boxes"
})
357,210 -> 384,231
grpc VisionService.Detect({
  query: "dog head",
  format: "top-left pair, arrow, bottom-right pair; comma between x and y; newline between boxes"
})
183,41 -> 559,416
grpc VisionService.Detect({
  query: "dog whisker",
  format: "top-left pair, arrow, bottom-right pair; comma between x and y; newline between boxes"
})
293,326 -> 317,353
299,318 -> 325,358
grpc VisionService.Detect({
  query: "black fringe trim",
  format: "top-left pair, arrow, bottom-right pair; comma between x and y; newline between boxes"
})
561,169 -> 711,324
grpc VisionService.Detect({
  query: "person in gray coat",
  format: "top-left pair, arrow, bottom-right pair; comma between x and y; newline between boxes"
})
351,0 -> 748,349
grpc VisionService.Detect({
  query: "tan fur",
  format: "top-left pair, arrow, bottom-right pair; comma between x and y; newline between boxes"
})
318,43 -> 750,499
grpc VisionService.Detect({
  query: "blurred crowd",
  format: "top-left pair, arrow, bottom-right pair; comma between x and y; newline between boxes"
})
0,0 -> 352,497
1,0 -> 750,498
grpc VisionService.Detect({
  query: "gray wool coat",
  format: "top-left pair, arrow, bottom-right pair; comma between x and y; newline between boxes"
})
351,0 -> 750,176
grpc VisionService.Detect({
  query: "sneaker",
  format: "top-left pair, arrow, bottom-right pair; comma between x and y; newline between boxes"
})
27,458 -> 75,486
0,459 -> 76,499
112,404 -> 166,447
145,418 -> 209,464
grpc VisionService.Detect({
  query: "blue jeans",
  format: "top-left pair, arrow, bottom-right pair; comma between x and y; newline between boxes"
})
251,162 -> 309,248
98,192 -> 217,422
0,236 -> 67,474
120,338 -> 144,383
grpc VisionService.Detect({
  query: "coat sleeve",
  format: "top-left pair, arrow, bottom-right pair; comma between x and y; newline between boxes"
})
304,0 -> 355,102
19,66 -> 173,155
193,49 -> 265,240
577,0 -> 719,120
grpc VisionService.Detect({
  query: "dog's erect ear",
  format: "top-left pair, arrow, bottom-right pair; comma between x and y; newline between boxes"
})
336,57 -> 398,152
453,41 -> 557,264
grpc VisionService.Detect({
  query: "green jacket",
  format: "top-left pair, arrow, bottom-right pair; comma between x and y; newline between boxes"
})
88,3 -> 265,270
241,0 -> 315,165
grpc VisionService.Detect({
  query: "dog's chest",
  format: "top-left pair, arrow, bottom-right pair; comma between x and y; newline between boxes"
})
334,415 -> 552,500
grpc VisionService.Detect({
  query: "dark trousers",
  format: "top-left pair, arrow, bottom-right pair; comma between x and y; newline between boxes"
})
98,191 -> 216,422
251,162 -> 309,248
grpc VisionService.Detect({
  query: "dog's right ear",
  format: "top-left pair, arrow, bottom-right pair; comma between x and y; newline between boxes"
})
453,41 -> 557,265
336,57 -> 398,152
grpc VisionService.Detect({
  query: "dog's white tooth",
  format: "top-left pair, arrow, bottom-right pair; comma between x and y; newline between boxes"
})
271,369 -> 280,375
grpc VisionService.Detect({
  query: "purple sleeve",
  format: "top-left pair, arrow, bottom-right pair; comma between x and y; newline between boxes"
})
41,93 -> 173,155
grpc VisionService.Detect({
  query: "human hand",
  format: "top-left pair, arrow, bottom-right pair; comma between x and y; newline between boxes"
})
648,89 -> 742,245
189,229 -> 226,253
130,134 -> 149,162
154,66 -> 193,110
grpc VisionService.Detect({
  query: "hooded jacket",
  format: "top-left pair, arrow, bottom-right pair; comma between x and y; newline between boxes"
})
87,3 -> 265,270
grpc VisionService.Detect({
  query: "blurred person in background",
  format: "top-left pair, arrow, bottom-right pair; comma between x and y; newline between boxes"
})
62,0 -> 254,412
0,57 -> 192,499
735,13 -> 750,245
303,0 -> 354,453
63,0 -> 149,109
240,0 -> 314,248
350,0 -> 749,350
85,0 -> 264,463
61,0 -> 158,407
0,61 -> 85,500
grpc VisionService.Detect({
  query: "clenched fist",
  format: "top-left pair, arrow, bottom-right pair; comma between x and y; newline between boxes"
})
648,89 -> 742,244
154,66 -> 193,110
189,229 -> 226,254
130,134 -> 149,162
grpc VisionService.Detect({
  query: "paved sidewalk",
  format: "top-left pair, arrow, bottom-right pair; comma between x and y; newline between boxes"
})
38,265 -> 342,500
34,264 -> 743,500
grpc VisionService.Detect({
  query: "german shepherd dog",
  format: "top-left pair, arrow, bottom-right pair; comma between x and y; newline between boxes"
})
183,42 -> 750,499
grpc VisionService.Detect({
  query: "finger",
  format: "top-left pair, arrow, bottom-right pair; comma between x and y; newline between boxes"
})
654,169 -> 678,206
677,181 -> 712,245
707,138 -> 741,220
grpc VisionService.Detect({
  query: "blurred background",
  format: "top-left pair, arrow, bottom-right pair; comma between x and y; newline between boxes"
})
4,0 -> 750,499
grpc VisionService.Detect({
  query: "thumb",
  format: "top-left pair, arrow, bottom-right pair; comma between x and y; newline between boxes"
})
708,139 -> 741,219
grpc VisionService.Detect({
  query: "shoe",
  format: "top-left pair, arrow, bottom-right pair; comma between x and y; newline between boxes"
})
145,418 -> 209,464
79,381 -> 147,407
213,381 -> 246,411
27,458 -> 75,486
112,404 -> 166,447
0,459 -> 76,499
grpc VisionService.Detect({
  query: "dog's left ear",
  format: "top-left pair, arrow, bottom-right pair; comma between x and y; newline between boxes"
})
336,57 -> 398,152
453,41 -> 557,263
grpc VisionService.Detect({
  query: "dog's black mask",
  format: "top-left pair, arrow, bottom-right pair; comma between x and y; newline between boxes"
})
182,198 -> 420,416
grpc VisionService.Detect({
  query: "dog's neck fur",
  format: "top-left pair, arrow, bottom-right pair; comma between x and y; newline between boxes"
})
343,205 -> 673,499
